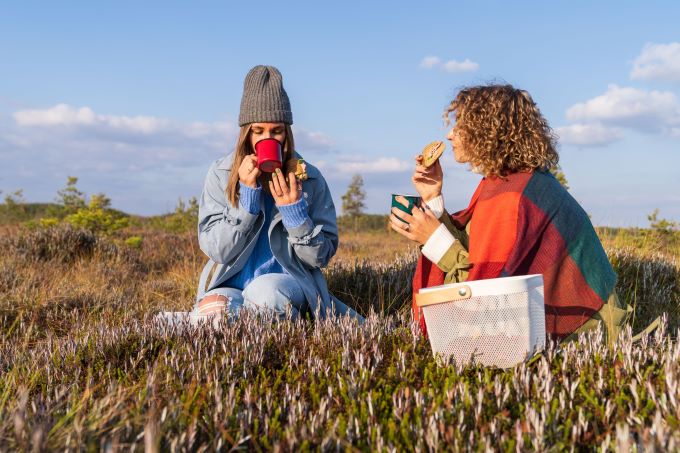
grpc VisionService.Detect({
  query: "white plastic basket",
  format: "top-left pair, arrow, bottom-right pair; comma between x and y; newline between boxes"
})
416,274 -> 545,368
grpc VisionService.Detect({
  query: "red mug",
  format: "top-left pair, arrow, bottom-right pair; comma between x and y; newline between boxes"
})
254,138 -> 283,173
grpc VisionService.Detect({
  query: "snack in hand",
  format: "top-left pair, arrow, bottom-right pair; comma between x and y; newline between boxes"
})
294,158 -> 308,181
420,141 -> 445,168
284,157 -> 308,182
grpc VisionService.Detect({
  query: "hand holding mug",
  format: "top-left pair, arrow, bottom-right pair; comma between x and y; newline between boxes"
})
239,155 -> 261,189
389,195 -> 441,245
412,155 -> 443,202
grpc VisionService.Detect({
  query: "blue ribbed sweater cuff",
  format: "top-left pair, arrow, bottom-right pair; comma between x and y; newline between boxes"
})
239,184 -> 261,215
278,197 -> 309,228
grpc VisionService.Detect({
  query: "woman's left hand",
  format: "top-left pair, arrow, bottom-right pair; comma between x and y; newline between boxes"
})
389,196 -> 442,245
270,168 -> 302,206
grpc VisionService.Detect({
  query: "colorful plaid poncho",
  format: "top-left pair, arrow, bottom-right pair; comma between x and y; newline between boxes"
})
412,171 -> 617,339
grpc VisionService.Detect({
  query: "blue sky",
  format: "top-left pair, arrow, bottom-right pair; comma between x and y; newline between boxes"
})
1,1 -> 679,226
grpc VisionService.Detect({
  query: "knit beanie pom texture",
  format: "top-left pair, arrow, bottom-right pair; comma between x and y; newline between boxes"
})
239,65 -> 293,126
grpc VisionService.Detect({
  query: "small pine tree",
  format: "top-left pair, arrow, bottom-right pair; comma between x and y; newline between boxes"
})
1,189 -> 27,220
173,196 -> 198,217
56,176 -> 86,210
646,208 -> 678,252
163,196 -> 201,233
3,189 -> 25,208
341,174 -> 366,217
648,209 -> 678,235
89,193 -> 111,209
187,196 -> 199,218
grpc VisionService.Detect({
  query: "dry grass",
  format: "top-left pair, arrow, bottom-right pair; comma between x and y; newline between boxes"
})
0,224 -> 678,450
332,228 -> 415,263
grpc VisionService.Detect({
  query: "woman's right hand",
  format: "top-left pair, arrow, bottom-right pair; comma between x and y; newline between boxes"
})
239,155 -> 261,189
412,155 -> 443,202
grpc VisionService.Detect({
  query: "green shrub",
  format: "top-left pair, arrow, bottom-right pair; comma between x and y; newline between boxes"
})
64,203 -> 129,235
38,217 -> 59,228
124,236 -> 144,249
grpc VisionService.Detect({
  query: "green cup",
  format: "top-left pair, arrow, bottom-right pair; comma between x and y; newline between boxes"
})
391,194 -> 422,223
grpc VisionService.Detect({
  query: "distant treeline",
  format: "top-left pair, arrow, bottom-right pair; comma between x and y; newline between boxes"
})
1,201 -> 390,231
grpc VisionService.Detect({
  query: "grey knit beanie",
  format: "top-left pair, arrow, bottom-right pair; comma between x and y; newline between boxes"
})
238,65 -> 293,126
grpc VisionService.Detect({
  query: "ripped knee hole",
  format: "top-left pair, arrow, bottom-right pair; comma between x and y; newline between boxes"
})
197,294 -> 229,315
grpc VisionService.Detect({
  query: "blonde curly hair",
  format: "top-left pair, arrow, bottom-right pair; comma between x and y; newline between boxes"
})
444,84 -> 558,178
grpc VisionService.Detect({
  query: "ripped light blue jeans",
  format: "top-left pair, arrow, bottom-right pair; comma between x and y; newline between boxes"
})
195,273 -> 308,320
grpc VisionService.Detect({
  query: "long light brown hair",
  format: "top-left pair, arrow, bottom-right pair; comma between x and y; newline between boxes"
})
226,124 -> 296,207
444,84 -> 558,178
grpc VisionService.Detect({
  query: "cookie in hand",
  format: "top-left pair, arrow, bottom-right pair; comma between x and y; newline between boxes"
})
421,141 -> 445,168
284,157 -> 308,181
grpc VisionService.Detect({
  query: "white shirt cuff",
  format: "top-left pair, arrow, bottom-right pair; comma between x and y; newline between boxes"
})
421,223 -> 456,264
425,195 -> 445,219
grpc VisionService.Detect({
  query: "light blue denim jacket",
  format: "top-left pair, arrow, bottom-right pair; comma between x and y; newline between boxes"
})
196,152 -> 362,320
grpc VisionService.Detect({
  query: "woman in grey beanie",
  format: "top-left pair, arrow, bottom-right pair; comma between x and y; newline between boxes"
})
191,65 -> 362,323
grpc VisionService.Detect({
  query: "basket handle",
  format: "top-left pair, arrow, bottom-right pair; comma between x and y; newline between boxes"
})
415,285 -> 472,307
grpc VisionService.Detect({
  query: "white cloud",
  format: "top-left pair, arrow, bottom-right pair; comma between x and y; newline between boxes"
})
0,104 -> 337,214
557,44 -> 680,148
14,103 -> 173,134
443,59 -> 479,73
631,42 -> 680,83
564,84 -> 680,132
420,56 -> 441,69
335,157 -> 410,174
555,123 -> 623,146
10,104 -> 335,156
14,104 -> 97,127
420,56 -> 479,73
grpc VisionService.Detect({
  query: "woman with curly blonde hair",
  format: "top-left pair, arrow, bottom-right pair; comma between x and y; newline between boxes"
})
390,84 -> 629,343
